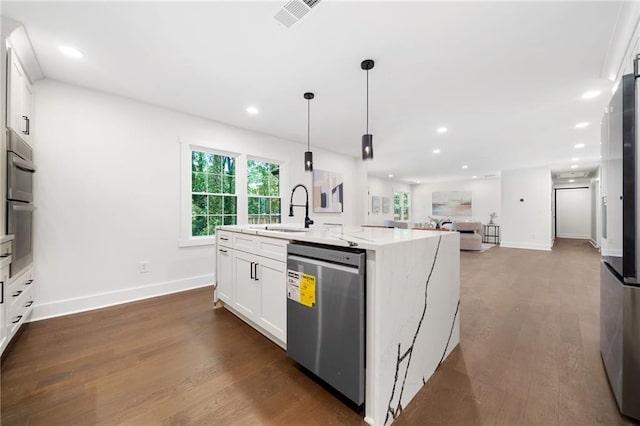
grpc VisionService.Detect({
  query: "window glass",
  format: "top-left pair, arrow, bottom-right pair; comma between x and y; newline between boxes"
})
191,151 -> 236,236
247,160 -> 281,224
394,191 -> 410,221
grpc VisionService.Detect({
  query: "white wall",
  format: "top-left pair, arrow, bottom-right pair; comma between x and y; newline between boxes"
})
555,188 -> 591,239
501,166 -> 553,251
366,177 -> 411,225
32,79 -> 364,320
411,178 -> 501,225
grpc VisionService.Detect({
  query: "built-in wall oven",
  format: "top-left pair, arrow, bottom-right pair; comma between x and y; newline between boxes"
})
6,129 -> 35,278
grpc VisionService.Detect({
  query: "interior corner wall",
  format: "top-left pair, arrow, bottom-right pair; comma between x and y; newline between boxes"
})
366,177 -> 410,225
411,178 -> 501,225
32,79 -> 363,320
501,166 -> 552,251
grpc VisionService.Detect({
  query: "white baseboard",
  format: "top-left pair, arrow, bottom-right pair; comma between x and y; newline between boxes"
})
499,241 -> 552,251
590,239 -> 600,248
556,234 -> 590,239
31,274 -> 214,321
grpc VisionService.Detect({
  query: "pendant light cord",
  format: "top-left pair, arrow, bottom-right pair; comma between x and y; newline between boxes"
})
307,99 -> 310,151
366,69 -> 369,134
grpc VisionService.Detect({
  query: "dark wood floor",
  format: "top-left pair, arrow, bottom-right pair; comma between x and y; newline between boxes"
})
1,239 -> 637,425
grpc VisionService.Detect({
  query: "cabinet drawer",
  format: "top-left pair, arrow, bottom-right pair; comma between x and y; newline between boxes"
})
217,230 -> 233,248
8,285 -> 33,337
233,233 -> 255,252
8,276 -> 33,311
255,236 -> 288,262
232,233 -> 289,262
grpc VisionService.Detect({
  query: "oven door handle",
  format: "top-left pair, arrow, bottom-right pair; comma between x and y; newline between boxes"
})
11,204 -> 36,212
11,155 -> 36,173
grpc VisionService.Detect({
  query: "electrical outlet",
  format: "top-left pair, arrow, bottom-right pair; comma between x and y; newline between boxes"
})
139,261 -> 150,273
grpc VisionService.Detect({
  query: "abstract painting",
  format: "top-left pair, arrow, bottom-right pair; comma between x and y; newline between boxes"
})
432,191 -> 472,216
313,170 -> 344,213
372,196 -> 381,213
382,196 -> 391,213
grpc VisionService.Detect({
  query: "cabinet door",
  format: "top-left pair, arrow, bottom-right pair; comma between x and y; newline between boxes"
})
233,251 -> 260,319
216,246 -> 233,304
21,79 -> 33,143
0,268 -> 7,352
256,256 -> 287,342
7,50 -> 25,136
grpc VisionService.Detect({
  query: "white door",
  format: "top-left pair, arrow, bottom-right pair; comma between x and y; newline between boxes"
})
216,247 -> 233,304
256,256 -> 287,343
233,251 -> 259,319
556,188 -> 591,239
21,79 -> 33,143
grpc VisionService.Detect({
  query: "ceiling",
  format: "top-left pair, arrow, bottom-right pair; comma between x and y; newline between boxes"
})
1,1 -> 623,183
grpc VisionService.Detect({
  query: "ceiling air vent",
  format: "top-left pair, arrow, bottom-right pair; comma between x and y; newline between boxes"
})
274,0 -> 321,28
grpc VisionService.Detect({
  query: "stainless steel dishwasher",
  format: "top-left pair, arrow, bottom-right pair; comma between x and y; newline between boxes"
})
286,242 -> 366,405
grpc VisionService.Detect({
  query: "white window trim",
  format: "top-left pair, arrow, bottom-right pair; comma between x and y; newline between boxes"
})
179,140 -> 241,247
178,140 -> 288,247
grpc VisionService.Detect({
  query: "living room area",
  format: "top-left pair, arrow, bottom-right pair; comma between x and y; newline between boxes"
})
367,163 -> 600,254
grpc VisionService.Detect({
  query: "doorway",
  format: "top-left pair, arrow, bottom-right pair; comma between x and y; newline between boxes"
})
554,187 -> 591,239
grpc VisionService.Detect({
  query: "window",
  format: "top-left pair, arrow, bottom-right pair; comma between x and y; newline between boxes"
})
394,191 -> 410,221
247,159 -> 281,224
191,150 -> 236,236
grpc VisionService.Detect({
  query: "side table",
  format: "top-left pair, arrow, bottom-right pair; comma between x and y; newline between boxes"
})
483,224 -> 500,244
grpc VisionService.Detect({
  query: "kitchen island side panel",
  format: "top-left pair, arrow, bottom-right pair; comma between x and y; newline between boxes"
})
365,232 -> 460,425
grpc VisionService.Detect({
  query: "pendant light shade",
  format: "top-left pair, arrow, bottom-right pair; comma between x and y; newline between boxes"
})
362,134 -> 373,160
304,92 -> 314,172
361,59 -> 375,161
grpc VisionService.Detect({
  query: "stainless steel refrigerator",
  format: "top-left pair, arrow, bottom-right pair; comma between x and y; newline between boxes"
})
600,59 -> 640,421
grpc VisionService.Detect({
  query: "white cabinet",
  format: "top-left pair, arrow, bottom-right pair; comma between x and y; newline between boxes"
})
233,250 -> 260,318
215,230 -> 288,345
255,256 -> 287,339
0,264 -> 8,352
7,48 -> 34,144
6,267 -> 34,343
216,231 -> 233,304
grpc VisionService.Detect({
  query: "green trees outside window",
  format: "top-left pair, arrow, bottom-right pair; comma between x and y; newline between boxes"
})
247,160 -> 281,224
191,151 -> 236,236
394,191 -> 410,221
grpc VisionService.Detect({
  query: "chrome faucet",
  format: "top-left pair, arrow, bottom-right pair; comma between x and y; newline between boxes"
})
289,184 -> 314,228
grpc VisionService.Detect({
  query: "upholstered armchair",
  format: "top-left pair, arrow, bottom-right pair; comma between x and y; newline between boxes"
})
451,222 -> 483,251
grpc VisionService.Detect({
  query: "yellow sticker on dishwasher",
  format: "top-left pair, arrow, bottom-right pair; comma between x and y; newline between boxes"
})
299,273 -> 316,307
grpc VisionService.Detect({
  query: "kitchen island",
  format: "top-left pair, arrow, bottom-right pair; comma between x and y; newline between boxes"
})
215,225 -> 460,426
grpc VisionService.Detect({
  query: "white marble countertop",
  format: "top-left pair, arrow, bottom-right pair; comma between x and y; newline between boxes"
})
218,224 -> 452,250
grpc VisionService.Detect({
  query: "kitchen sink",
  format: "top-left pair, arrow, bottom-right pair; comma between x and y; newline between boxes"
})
264,227 -> 307,233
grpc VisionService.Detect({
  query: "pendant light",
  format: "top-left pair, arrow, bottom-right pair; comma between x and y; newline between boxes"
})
304,92 -> 314,172
361,59 -> 375,161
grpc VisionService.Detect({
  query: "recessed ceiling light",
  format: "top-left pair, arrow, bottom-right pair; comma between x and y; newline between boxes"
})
472,175 -> 478,179
571,157 -> 579,162
581,90 -> 600,99
609,74 -> 616,82
575,122 -> 589,129
246,106 -> 259,115
574,143 -> 585,149
571,165 -> 579,169
569,179 -> 575,183
58,45 -> 83,58
416,180 -> 421,184
388,174 -> 394,178
462,165 -> 468,169
436,127 -> 448,134
432,149 -> 441,154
